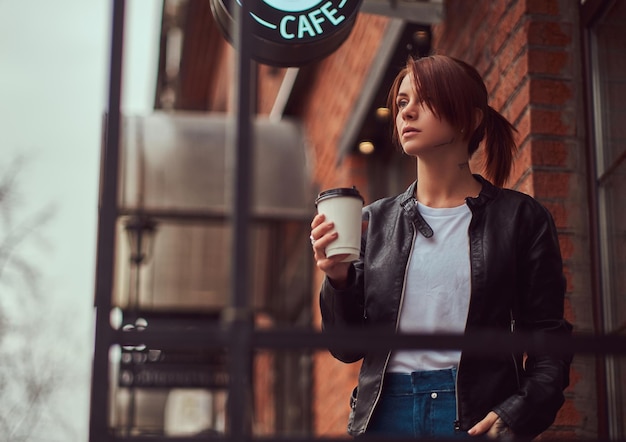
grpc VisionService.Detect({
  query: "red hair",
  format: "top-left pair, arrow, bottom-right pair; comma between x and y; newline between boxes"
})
388,55 -> 517,187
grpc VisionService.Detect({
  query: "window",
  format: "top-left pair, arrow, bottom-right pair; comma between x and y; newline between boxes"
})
584,0 -> 626,438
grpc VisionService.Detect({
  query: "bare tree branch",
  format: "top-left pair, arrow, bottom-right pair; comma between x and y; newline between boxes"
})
0,156 -> 74,440
0,204 -> 56,290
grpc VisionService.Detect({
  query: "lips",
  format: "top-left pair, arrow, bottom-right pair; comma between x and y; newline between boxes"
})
402,126 -> 419,136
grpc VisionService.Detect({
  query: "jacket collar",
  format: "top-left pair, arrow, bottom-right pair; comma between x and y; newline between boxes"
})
399,174 -> 499,237
399,182 -> 432,238
466,174 -> 499,210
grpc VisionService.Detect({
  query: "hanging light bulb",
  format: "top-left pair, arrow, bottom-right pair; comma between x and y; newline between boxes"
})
358,141 -> 375,155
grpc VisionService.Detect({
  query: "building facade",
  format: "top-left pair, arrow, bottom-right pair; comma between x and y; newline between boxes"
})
90,0 -> 625,440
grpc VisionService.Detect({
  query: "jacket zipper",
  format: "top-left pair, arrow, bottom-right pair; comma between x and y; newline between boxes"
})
455,200 -> 473,432
454,359 -> 462,431
510,310 -> 521,389
362,224 -> 417,431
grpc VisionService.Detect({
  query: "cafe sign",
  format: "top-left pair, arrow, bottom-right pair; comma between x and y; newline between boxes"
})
210,0 -> 364,66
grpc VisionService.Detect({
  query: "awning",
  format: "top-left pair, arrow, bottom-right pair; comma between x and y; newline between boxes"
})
118,111 -> 314,221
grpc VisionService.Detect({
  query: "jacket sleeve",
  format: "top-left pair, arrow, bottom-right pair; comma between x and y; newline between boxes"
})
319,247 -> 367,363
493,203 -> 573,438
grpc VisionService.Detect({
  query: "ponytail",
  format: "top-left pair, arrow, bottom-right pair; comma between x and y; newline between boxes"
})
476,106 -> 517,188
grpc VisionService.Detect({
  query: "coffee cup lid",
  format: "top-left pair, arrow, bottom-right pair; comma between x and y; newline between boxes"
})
315,186 -> 364,206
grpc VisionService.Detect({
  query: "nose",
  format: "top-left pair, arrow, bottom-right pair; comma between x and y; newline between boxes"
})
400,102 -> 417,120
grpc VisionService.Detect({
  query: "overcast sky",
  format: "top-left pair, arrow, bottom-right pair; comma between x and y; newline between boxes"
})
0,0 -> 162,439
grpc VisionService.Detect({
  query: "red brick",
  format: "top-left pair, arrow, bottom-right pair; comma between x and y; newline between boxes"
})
514,108 -> 532,148
486,1 -> 509,31
502,77 -> 530,124
313,352 -> 359,435
557,234 -> 576,261
567,360 -> 582,389
532,170 -> 572,198
530,78 -> 573,105
483,67 -> 500,98
509,136 -> 541,187
530,109 -> 574,136
497,26 -> 528,77
513,169 -> 535,195
305,13 -> 389,188
340,155 -> 370,201
525,0 -> 561,16
491,52 -> 528,111
527,21 -> 573,47
435,0 -> 492,54
491,0 -> 527,56
527,48 -> 570,75
552,395 -> 582,426
254,350 -> 276,434
538,429 -> 579,441
530,139 -> 570,167
494,72 -> 521,111
542,200 -> 568,230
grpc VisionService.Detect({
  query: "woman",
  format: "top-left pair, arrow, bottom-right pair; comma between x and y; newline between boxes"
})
310,55 -> 572,439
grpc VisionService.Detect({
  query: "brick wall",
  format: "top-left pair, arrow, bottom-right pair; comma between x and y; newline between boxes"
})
433,0 -> 596,439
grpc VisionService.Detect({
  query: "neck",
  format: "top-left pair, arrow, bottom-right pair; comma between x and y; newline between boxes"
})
415,156 -> 481,208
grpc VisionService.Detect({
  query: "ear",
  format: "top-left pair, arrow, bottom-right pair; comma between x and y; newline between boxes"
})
473,108 -> 484,130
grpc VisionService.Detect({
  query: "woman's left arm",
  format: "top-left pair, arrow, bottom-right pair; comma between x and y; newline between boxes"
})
491,203 -> 573,437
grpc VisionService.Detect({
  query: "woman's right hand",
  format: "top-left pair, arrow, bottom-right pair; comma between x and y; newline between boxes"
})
310,213 -> 351,287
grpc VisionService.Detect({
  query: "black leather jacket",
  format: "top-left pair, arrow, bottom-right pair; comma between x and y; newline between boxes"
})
320,175 -> 572,439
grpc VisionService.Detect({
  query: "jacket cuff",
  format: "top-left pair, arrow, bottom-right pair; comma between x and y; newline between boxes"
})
324,264 -> 357,292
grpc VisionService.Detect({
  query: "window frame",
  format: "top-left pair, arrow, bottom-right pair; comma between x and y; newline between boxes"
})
581,0 -> 626,438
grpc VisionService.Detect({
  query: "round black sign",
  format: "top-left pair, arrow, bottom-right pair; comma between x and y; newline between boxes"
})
210,0 -> 364,67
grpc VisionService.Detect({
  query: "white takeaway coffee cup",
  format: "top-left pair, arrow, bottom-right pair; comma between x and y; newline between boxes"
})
315,187 -> 364,262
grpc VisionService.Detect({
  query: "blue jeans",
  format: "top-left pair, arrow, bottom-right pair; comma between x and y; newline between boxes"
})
366,368 -> 469,439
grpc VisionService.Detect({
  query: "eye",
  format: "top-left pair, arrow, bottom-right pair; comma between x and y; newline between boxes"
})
397,98 -> 409,109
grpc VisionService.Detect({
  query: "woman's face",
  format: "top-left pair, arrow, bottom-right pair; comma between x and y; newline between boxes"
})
395,75 -> 458,157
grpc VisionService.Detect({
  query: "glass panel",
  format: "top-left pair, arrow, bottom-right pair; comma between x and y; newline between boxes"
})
109,342 -> 229,437
602,167 -> 626,333
600,166 -> 626,435
112,220 -> 271,312
107,216 -> 313,436
616,356 -> 626,431
591,2 -> 626,438
592,1 -> 626,173
108,346 -> 313,437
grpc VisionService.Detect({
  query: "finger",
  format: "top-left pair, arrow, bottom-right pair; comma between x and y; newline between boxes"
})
316,253 -> 348,270
468,411 -> 499,436
310,221 -> 335,246
313,232 -> 338,260
311,213 -> 326,229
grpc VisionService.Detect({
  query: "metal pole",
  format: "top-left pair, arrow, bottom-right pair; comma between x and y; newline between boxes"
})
89,0 -> 125,440
227,0 -> 255,440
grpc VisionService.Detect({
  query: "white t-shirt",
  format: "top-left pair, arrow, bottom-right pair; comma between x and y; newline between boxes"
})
387,201 -> 472,373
